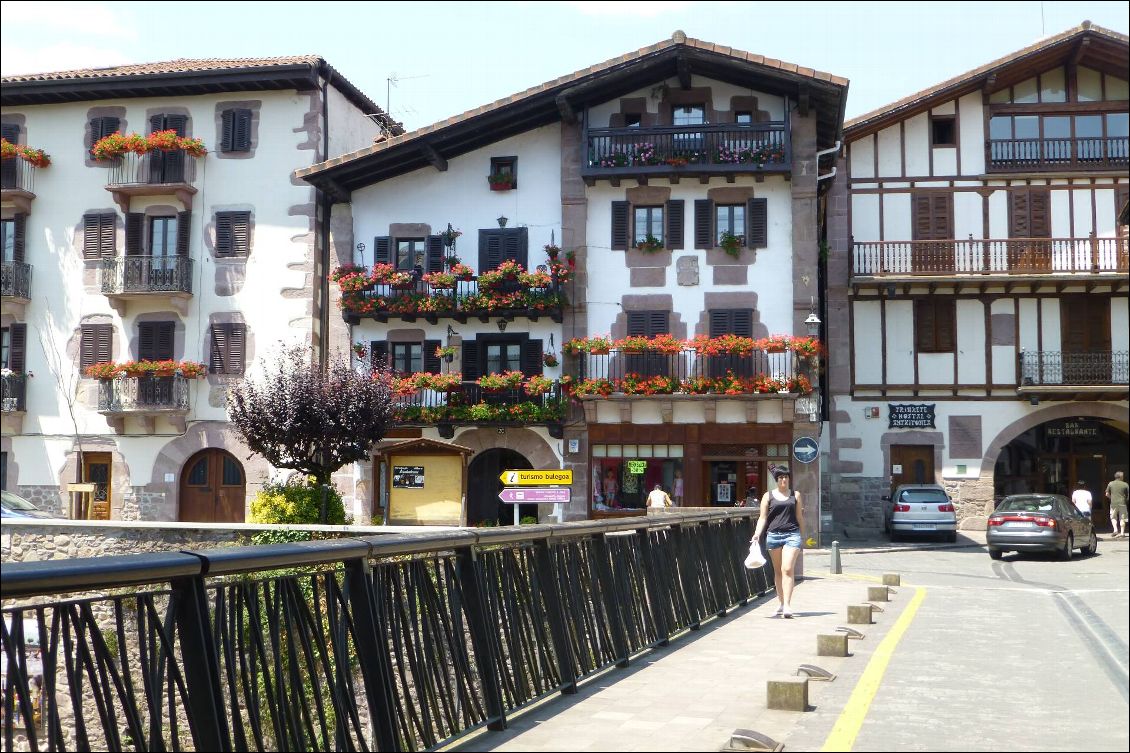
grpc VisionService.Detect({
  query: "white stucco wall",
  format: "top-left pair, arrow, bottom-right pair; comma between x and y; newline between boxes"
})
327,85 -> 385,157
955,299 -> 986,384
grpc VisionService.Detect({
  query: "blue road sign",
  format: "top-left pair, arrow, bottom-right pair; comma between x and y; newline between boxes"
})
792,437 -> 819,464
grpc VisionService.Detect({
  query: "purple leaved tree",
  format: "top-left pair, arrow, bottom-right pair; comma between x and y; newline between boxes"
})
227,344 -> 394,521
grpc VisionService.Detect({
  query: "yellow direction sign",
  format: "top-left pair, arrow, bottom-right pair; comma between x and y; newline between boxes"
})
498,469 -> 573,486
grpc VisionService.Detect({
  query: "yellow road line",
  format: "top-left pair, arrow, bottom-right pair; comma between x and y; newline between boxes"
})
821,586 -> 926,752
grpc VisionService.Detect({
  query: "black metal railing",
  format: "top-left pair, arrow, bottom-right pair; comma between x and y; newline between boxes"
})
1,259 -> 31,299
342,277 -> 564,322
1019,350 -> 1130,387
106,150 -> 197,186
1,372 -> 26,412
0,157 -> 36,192
0,511 -> 768,752
583,121 -> 790,178
851,237 -> 1130,277
577,347 -> 797,383
97,374 -> 191,412
101,255 -> 193,295
988,136 -> 1129,172
393,381 -> 565,425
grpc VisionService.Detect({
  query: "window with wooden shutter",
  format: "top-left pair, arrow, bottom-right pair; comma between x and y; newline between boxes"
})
708,309 -> 753,376
478,228 -> 527,271
176,211 -> 191,256
746,198 -> 768,248
80,323 -> 114,370
369,341 -> 390,371
9,215 -> 26,263
425,235 -> 445,273
6,323 -> 26,373
461,340 -> 481,381
633,206 -> 664,246
1009,189 -> 1051,238
665,200 -> 684,250
220,108 -> 252,152
149,114 -> 187,183
125,213 -> 144,255
214,211 -> 251,257
0,125 -> 19,189
911,194 -> 953,240
521,338 -> 544,376
210,323 -> 246,375
89,117 -> 120,153
694,199 -> 714,249
423,339 -> 441,374
914,298 -> 956,353
374,236 -> 392,265
391,343 -> 423,374
611,201 -> 629,251
626,311 -> 670,376
83,213 -> 116,259
627,310 -> 669,336
138,321 -> 175,361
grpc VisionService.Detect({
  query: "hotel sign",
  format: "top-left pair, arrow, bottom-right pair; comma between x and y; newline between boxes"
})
888,404 -> 936,429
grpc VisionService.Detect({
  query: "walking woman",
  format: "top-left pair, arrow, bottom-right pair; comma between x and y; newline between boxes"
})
750,468 -> 805,618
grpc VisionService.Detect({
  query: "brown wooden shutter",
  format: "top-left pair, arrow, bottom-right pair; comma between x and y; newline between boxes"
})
1009,191 -> 1030,238
0,125 -> 19,189
665,200 -> 684,250
504,228 -> 527,267
374,236 -> 391,265
84,213 -> 115,259
8,323 -> 26,373
461,340 -> 481,380
611,201 -> 629,250
138,321 -> 174,361
913,194 -> 953,240
81,324 -> 114,369
215,211 -> 249,257
935,299 -> 955,352
210,323 -> 246,375
370,341 -> 389,371
521,338 -> 544,376
914,299 -> 934,352
1028,190 -> 1050,238
125,213 -> 144,255
425,235 -> 445,273
710,309 -> 753,336
1,124 -> 19,143
209,325 -> 226,374
694,199 -> 714,249
215,213 -> 232,256
423,339 -> 441,374
227,324 -> 246,375
1062,296 -> 1111,353
91,117 -> 120,152
915,299 -> 955,352
221,109 -> 235,152
176,211 -> 191,256
628,310 -> 669,337
913,195 -> 934,240
233,109 -> 252,151
747,198 -> 768,248
12,214 -> 25,263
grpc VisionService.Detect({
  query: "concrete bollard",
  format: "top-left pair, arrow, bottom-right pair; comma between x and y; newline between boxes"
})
847,604 -> 873,624
868,586 -> 889,602
882,573 -> 901,586
817,633 -> 849,657
830,540 -> 841,574
767,678 -> 809,711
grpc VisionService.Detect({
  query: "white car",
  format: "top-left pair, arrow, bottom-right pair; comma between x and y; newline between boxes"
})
883,484 -> 958,543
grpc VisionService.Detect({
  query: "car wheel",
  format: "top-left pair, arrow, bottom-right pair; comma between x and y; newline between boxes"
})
1059,533 -> 1074,561
1083,531 -> 1098,556
988,547 -> 1003,560
945,531 -> 958,544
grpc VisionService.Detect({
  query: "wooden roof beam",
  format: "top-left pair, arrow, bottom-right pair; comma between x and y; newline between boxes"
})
1071,38 -> 1092,66
555,94 -> 577,125
677,56 -> 692,90
798,85 -> 810,117
983,73 -> 997,94
420,143 -> 447,172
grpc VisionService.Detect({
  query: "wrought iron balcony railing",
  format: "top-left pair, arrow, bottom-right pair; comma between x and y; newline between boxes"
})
851,237 -> 1129,277
582,121 -> 790,179
342,277 -> 564,323
0,157 -> 36,192
988,136 -> 1129,172
97,374 -> 191,413
393,380 -> 566,430
1019,350 -> 1129,387
102,255 -> 193,295
105,151 -> 197,187
1,260 -> 31,299
1,372 -> 27,412
577,348 -> 798,384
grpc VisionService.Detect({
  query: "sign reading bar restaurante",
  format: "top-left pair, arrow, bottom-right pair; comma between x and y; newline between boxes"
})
888,404 -> 936,429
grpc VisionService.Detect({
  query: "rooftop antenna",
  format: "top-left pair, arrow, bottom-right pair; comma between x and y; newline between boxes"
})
386,71 -> 430,123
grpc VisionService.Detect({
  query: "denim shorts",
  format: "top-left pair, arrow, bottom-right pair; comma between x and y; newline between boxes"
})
765,530 -> 802,550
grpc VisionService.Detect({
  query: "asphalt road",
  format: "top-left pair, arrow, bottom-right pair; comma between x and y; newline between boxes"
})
791,537 -> 1130,751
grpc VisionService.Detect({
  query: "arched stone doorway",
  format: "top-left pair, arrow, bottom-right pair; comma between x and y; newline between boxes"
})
993,416 -> 1128,531
179,448 -> 247,523
466,448 -> 534,526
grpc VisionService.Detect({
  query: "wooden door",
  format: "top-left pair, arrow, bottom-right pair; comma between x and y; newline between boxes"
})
890,445 -> 935,494
179,449 -> 245,523
81,452 -> 112,520
1061,297 -> 1111,383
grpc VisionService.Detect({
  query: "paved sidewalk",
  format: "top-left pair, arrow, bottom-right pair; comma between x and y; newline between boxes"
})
449,570 -> 908,752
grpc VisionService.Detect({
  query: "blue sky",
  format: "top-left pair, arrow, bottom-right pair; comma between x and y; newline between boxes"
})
2,1 -> 1127,132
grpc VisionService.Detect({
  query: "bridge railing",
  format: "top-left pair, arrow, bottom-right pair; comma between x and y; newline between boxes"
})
1,510 -> 766,752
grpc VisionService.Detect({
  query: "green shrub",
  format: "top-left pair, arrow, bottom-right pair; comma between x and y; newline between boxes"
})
249,478 -> 346,525
520,515 -> 539,525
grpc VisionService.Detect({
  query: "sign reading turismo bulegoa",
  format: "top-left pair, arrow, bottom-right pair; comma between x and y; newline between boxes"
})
888,403 -> 936,429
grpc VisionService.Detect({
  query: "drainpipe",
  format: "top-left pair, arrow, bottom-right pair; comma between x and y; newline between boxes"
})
816,140 -> 841,182
318,68 -> 332,370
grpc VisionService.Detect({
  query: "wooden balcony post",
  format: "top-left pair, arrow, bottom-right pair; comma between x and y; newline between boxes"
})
1090,231 -> 1098,272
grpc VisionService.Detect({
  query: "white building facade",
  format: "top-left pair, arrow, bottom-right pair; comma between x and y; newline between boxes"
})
1,58 -> 396,521
299,33 -> 847,529
825,24 -> 1129,534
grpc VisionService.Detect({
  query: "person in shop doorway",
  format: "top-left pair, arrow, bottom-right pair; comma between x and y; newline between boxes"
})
1071,480 -> 1093,518
1105,471 -> 1128,538
750,468 -> 806,619
647,483 -> 672,511
673,469 -> 684,506
602,468 -> 620,509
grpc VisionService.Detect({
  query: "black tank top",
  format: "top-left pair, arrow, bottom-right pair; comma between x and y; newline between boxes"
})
765,491 -> 799,533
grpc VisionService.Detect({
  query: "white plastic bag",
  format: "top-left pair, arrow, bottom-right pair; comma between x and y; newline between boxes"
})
743,540 -> 767,569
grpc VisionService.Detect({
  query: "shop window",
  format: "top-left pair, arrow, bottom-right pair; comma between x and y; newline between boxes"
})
591,444 -> 683,513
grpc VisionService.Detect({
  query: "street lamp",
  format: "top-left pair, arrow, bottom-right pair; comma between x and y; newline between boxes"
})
804,298 -> 821,337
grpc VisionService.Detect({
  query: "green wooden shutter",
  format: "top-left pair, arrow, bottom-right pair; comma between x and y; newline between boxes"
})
747,198 -> 768,248
611,201 -> 629,251
694,199 -> 714,249
666,200 -> 684,250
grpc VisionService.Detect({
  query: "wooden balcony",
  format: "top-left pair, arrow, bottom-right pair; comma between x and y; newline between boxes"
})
102,256 -> 193,315
987,136 -> 1128,173
341,278 -> 565,325
1018,350 -> 1129,401
105,152 -> 197,211
851,237 -> 1129,287
98,374 -> 191,433
581,121 -> 790,185
0,158 -> 36,213
393,380 -> 566,438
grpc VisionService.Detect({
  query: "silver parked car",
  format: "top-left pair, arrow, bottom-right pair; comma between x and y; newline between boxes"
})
987,494 -> 1097,561
883,484 -> 958,542
0,490 -> 56,519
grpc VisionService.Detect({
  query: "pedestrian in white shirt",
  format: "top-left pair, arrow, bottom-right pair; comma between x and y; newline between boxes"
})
646,484 -> 672,509
1071,480 -> 1092,517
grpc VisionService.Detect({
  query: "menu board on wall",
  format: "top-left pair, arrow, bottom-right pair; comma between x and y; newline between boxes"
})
392,466 -> 425,488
